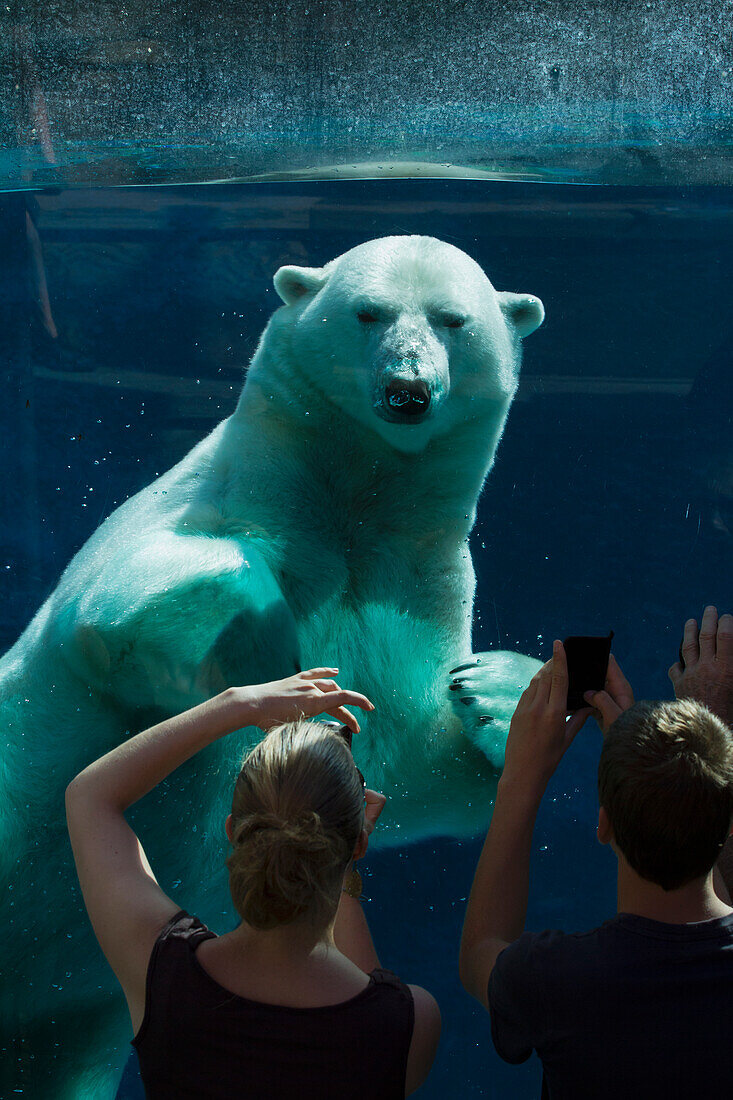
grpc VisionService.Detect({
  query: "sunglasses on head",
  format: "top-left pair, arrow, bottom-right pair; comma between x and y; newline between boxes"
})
322,721 -> 367,798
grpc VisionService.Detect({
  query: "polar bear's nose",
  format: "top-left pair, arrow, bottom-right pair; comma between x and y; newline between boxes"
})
383,378 -> 431,420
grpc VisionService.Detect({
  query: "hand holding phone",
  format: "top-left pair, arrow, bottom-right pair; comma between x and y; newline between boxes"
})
563,632 -> 614,712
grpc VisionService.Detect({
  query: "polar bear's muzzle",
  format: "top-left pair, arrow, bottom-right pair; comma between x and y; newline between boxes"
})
372,325 -> 448,425
378,377 -> 432,423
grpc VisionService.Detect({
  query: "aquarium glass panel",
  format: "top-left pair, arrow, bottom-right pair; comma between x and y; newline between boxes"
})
1,3 -> 732,1099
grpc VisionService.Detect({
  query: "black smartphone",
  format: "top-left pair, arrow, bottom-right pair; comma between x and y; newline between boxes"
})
563,632 -> 614,712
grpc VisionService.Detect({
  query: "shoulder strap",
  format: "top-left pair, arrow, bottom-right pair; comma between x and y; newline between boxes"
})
133,911 -> 216,1050
159,909 -> 217,951
369,967 -> 413,998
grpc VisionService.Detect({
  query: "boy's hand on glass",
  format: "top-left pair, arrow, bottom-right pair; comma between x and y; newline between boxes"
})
583,655 -> 635,735
235,668 -> 375,733
668,606 -> 733,726
502,641 -> 592,793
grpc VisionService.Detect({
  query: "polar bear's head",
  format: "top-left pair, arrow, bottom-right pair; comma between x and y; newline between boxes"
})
267,236 -> 543,454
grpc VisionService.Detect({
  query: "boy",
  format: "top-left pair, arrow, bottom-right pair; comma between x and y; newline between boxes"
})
460,607 -> 733,1098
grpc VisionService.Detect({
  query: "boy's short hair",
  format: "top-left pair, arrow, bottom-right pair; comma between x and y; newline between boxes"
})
598,700 -> 733,891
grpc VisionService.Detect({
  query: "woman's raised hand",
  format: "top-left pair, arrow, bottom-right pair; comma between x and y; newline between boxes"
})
235,668 -> 375,734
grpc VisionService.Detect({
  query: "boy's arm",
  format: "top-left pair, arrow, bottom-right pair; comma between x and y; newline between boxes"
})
459,641 -> 592,1008
458,775 -> 545,1007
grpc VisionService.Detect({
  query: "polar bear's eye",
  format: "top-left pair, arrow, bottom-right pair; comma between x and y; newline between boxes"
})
443,316 -> 466,329
357,310 -> 378,324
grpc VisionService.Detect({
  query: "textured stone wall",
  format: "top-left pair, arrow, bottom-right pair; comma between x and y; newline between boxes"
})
1,0 -> 732,185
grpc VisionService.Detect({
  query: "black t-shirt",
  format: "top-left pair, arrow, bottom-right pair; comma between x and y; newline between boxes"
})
133,911 -> 415,1100
488,912 -> 733,1099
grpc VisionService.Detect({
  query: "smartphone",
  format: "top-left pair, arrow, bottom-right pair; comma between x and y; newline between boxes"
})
563,632 -> 614,712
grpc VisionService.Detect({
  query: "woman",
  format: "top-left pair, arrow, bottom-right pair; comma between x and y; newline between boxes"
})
66,668 -> 441,1098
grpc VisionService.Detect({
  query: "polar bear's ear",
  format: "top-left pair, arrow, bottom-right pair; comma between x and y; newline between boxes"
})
273,265 -> 328,305
498,293 -> 545,338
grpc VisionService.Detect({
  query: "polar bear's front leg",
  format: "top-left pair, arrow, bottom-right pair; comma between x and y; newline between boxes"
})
57,532 -> 300,717
448,650 -> 542,768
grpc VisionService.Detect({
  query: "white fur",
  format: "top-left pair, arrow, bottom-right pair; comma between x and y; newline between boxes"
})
0,235 -> 543,1097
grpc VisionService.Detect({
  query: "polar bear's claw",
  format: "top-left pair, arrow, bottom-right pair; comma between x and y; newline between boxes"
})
449,660 -> 479,675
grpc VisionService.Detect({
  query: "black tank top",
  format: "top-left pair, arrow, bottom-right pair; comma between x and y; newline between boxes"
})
132,911 -> 415,1099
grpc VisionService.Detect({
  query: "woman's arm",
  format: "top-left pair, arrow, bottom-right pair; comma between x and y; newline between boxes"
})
405,985 -> 442,1097
66,669 -> 373,1027
332,788 -> 385,972
333,893 -> 381,972
66,688 -> 255,1004
330,786 -> 441,1098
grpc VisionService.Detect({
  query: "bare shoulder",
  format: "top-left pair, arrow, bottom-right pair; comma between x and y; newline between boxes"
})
404,984 -> 441,1097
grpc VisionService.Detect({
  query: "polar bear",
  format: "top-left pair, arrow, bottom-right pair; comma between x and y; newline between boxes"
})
0,235 -> 543,1098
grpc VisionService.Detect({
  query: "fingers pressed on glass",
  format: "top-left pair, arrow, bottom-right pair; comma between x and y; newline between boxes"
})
668,661 -> 683,684
698,606 -> 719,660
681,618 -> 700,665
718,614 -> 733,659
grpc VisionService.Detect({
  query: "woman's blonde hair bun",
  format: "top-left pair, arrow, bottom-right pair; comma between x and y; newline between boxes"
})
226,720 -> 364,930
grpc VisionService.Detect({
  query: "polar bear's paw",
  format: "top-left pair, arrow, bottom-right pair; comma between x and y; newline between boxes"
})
448,650 -> 542,768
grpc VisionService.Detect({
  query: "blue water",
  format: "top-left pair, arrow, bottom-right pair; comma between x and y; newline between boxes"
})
1,179 -> 731,1098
